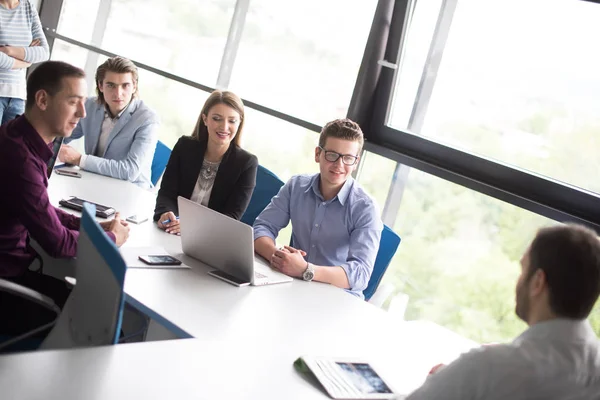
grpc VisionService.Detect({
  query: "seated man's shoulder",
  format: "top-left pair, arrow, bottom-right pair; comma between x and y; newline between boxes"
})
347,180 -> 378,209
132,99 -> 159,124
0,130 -> 29,164
287,173 -> 317,190
84,96 -> 101,111
450,342 -> 526,372
0,136 -> 37,182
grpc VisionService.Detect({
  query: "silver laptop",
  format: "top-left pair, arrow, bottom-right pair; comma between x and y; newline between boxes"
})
178,196 -> 293,286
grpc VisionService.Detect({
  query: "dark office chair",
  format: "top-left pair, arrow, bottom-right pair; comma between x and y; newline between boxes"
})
151,140 -> 171,186
0,279 -> 61,353
363,224 -> 401,301
241,165 -> 285,226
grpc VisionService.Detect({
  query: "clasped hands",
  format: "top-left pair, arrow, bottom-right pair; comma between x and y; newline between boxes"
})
98,212 -> 130,247
270,245 -> 308,278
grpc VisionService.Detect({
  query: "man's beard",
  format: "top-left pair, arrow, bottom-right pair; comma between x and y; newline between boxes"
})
515,280 -> 530,323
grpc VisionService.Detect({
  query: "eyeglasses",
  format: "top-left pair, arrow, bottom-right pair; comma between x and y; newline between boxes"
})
318,147 -> 359,166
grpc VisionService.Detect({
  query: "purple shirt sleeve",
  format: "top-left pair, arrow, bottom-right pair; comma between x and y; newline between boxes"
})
105,231 -> 116,243
54,207 -> 81,231
54,207 -> 117,243
16,162 -> 79,258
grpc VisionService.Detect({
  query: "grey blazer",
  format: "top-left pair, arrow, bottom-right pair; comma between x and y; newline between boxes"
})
65,97 -> 159,189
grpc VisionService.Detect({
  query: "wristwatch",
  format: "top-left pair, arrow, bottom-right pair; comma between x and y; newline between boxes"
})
302,262 -> 315,282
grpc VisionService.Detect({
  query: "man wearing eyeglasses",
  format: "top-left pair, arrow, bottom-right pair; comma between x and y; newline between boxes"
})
253,118 -> 383,298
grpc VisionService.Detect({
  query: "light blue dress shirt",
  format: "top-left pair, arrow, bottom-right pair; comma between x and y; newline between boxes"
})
253,173 -> 383,298
406,318 -> 600,400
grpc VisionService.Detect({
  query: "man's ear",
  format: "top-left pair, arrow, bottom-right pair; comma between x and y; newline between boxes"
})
35,89 -> 49,111
97,81 -> 104,93
530,268 -> 547,297
314,146 -> 321,163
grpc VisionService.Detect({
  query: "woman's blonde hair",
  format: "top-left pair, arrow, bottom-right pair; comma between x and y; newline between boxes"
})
191,90 -> 245,147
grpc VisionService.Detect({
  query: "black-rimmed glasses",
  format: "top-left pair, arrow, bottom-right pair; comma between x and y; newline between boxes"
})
318,147 -> 359,166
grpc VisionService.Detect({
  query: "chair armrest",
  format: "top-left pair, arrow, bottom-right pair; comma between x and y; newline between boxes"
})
0,278 -> 61,315
368,282 -> 396,308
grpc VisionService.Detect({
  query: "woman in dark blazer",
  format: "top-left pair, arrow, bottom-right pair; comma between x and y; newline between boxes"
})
154,90 -> 258,235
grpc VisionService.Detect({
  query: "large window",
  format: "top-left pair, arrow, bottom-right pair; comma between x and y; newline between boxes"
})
50,39 -> 92,81
57,0 -> 236,87
355,151 -> 397,214
56,0 -> 102,42
50,41 -> 209,147
242,109 -> 318,182
358,153 -> 600,342
391,0 -> 600,194
229,0 -> 377,125
55,0 -> 376,127
138,68 -> 211,148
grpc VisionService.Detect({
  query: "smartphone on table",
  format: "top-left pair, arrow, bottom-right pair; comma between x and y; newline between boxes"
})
138,255 -> 182,266
126,215 -> 149,224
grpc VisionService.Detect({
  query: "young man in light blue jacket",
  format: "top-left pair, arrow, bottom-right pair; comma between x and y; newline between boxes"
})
58,56 -> 159,189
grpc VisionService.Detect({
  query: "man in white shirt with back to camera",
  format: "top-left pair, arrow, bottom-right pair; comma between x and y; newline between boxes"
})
407,224 -> 600,400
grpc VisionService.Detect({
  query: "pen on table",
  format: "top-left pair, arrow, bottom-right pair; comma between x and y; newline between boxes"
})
162,216 -> 180,224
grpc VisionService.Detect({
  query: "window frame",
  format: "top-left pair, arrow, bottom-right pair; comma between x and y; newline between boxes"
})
359,0 -> 600,231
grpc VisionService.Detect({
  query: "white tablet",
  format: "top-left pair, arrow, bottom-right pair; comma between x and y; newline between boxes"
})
296,356 -> 399,399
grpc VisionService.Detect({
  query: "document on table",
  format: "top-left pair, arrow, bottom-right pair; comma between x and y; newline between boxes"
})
121,246 -> 191,269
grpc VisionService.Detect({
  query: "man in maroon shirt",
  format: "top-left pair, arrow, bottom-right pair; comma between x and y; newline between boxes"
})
0,61 -> 130,344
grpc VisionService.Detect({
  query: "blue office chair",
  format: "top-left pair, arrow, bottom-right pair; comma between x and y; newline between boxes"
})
241,165 -> 285,226
0,203 -> 127,352
363,224 -> 401,301
41,202 -> 127,349
151,140 -> 171,186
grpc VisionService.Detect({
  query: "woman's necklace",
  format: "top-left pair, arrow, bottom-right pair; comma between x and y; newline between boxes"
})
201,159 -> 220,180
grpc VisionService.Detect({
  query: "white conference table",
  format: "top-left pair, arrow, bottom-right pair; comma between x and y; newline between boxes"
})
0,320 -> 475,400
0,170 -> 478,399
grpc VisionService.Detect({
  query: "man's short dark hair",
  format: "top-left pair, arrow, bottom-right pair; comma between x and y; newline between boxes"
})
318,118 -> 364,153
528,224 -> 600,319
26,61 -> 85,110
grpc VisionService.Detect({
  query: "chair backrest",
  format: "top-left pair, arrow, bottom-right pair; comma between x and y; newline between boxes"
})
363,224 -> 401,301
0,279 -> 61,353
41,203 -> 127,350
241,165 -> 284,226
151,140 -> 171,186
